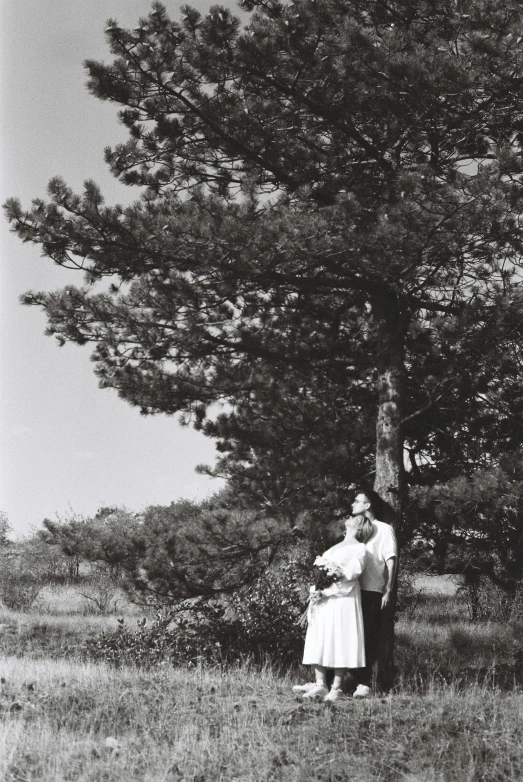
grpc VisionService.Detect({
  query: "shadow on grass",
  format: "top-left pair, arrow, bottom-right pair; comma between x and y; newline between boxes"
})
395,615 -> 523,692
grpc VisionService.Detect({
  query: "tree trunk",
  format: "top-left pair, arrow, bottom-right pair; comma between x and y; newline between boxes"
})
371,292 -> 408,691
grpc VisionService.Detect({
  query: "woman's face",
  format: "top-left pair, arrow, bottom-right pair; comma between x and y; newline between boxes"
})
344,516 -> 359,535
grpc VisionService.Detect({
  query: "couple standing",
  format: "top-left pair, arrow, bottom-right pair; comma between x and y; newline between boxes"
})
294,489 -> 397,702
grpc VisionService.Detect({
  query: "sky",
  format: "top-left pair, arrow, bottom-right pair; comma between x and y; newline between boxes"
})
0,0 -> 239,536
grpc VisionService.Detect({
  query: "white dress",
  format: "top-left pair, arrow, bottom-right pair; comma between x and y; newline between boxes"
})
302,542 -> 367,669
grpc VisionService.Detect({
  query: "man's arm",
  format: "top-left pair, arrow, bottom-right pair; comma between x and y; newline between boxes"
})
381,555 -> 397,609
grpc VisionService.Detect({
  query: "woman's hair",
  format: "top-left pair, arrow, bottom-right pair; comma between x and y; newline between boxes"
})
355,517 -> 374,544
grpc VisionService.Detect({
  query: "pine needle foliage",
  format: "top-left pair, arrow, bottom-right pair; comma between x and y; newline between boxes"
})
6,0 -> 523,516
7,0 -> 523,684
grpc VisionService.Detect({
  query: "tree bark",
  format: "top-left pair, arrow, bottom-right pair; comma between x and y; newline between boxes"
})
371,291 -> 408,691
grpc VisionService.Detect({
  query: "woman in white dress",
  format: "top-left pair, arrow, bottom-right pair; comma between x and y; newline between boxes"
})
295,515 -> 373,702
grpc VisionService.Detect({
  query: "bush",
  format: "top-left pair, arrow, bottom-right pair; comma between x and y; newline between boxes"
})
84,609 -> 226,668
85,546 -> 467,672
84,547 -> 310,668
0,548 -> 47,611
0,573 -> 43,611
77,566 -> 123,614
220,554 -> 307,664
0,534 -> 84,612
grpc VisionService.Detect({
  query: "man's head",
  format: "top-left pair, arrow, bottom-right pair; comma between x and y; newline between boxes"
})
351,488 -> 381,519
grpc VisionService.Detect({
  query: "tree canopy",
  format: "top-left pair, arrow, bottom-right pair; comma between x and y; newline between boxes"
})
6,0 -> 523,523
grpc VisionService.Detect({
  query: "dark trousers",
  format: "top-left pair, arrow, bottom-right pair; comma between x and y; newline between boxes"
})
352,590 -> 382,687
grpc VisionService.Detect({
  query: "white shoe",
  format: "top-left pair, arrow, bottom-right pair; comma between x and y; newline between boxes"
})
353,684 -> 371,699
302,684 -> 329,700
292,682 -> 316,694
324,687 -> 344,703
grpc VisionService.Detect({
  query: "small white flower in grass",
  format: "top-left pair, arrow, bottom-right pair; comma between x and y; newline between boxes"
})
105,737 -> 120,755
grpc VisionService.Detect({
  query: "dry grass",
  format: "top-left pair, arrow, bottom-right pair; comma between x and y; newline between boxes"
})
412,574 -> 462,597
1,583 -> 523,780
33,585 -> 144,617
1,655 -> 523,781
396,615 -> 523,693
0,608 -> 125,662
0,607 -> 121,632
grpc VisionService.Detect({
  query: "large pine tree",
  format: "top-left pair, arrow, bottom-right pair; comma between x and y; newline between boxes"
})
6,0 -> 523,685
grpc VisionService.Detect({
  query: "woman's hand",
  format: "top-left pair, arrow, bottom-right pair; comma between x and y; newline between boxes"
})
309,588 -> 325,604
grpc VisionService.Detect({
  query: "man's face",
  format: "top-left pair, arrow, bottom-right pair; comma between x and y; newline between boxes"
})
351,493 -> 369,517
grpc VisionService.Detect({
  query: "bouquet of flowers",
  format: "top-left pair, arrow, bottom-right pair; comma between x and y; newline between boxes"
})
298,556 -> 344,626
312,556 -> 345,590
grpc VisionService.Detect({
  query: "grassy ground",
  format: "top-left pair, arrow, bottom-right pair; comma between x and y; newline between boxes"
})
0,608 -> 122,660
412,574 -> 461,597
34,584 -> 144,617
1,656 -> 523,781
1,587 -> 523,780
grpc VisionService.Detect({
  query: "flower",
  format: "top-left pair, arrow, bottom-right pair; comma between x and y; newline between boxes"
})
311,557 -> 344,591
297,557 -> 344,626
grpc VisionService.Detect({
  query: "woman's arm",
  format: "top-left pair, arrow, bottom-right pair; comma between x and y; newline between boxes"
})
321,547 -> 367,595
339,546 -> 367,582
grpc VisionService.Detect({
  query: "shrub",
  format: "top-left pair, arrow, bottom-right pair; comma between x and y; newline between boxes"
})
84,546 -> 310,668
77,565 -> 122,614
0,533 -> 84,612
0,547 -> 47,611
85,545 -> 464,671
220,553 -> 307,664
0,573 -> 43,611
84,609 -> 226,668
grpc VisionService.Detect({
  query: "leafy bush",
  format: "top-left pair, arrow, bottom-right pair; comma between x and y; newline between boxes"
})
0,546 -> 48,611
84,609 -> 227,668
220,553 -> 308,663
84,546 -> 310,668
0,531 -> 91,612
84,545 -> 443,670
0,573 -> 44,612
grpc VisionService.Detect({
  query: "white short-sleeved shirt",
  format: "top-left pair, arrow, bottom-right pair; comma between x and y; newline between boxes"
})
359,520 -> 397,594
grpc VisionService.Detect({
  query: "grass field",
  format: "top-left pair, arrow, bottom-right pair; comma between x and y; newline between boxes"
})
1,656 -> 523,781
1,584 -> 522,781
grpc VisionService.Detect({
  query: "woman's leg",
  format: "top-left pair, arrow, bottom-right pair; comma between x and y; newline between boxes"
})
313,665 -> 327,685
301,665 -> 329,699
323,668 -> 347,701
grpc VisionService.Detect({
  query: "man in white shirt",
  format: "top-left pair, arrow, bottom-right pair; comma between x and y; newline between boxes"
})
351,489 -> 397,698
